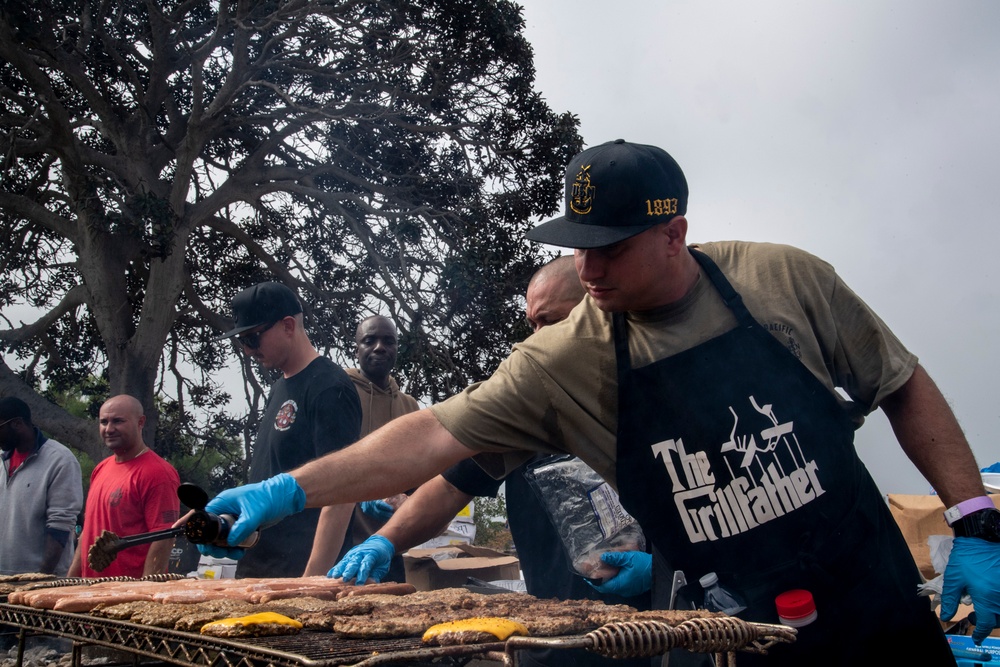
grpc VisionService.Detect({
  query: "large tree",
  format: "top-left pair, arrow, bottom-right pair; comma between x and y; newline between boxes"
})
0,0 -> 581,472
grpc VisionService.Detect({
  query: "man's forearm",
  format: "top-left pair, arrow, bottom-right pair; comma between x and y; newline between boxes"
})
293,410 -> 475,507
40,533 -> 68,574
379,475 -> 474,553
66,541 -> 82,577
881,364 -> 985,508
303,503 -> 355,576
143,539 -> 173,576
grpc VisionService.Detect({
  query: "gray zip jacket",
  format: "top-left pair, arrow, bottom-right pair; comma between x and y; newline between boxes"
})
0,430 -> 84,576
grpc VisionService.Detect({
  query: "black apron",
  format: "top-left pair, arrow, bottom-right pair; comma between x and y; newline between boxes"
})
613,249 -> 954,666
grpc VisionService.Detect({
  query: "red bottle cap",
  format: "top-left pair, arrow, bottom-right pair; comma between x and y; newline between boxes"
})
775,589 -> 815,620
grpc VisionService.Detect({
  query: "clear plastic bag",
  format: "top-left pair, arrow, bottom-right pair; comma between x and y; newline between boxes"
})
523,455 -> 646,582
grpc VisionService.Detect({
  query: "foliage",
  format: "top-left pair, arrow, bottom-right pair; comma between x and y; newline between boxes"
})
472,493 -> 514,553
48,378 -> 242,497
46,379 -> 103,496
153,397 -> 245,497
0,0 -> 582,469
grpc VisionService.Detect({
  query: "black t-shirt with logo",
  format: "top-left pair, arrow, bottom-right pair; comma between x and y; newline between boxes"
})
239,357 -> 361,578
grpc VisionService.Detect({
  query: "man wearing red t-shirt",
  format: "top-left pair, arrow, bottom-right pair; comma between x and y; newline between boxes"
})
68,395 -> 180,578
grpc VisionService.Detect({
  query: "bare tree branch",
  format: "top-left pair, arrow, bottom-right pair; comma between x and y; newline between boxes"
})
0,0 -> 581,480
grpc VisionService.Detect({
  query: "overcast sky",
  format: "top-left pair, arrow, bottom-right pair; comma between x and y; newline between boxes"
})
518,0 -> 1000,495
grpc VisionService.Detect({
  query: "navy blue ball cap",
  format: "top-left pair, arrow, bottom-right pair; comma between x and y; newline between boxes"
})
526,139 -> 688,249
217,282 -> 303,340
0,396 -> 31,423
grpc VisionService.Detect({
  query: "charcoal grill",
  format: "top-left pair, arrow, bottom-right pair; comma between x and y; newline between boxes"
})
0,602 -> 795,667
0,604 -> 477,666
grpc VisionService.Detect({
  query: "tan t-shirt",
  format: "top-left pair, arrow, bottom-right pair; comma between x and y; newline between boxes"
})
430,241 -> 917,490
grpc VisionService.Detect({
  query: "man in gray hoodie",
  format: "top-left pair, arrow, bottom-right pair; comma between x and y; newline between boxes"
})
345,315 -> 420,582
0,397 -> 83,576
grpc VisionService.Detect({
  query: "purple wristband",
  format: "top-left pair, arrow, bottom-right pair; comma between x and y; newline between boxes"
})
943,496 -> 995,526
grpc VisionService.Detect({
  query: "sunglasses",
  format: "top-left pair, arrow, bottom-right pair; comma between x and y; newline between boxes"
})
0,417 -> 18,429
236,321 -> 278,349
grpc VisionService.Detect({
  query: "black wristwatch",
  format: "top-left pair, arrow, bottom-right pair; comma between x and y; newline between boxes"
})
951,508 -> 1000,542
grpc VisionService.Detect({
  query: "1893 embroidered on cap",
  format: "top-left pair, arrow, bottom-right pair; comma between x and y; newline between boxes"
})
526,139 -> 688,249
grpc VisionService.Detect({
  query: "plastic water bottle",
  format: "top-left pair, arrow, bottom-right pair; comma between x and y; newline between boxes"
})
699,572 -> 747,615
775,589 -> 818,627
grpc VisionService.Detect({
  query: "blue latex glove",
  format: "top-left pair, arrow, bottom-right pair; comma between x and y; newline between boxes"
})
359,499 -> 395,522
941,537 -> 1000,644
196,473 -> 306,559
586,550 -> 652,598
328,534 -> 395,584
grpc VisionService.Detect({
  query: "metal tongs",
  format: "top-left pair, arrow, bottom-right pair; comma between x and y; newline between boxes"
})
87,482 -> 222,572
88,526 -> 186,572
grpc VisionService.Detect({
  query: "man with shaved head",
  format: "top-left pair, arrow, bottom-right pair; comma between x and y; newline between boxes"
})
525,255 -> 581,332
345,314 -> 420,583
69,395 -> 180,578
333,258 -> 588,583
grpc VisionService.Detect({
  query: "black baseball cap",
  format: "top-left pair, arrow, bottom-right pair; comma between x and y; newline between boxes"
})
525,139 -> 688,249
0,397 -> 30,423
217,282 -> 303,340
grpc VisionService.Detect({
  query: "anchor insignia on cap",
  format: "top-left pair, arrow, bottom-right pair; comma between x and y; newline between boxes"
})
570,165 -> 594,215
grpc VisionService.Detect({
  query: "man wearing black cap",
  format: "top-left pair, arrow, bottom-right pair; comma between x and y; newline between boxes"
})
217,281 -> 362,577
201,143 -> 997,665
0,397 -> 83,577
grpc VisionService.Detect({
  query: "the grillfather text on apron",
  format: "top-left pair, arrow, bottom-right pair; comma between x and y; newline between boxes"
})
650,395 -> 826,544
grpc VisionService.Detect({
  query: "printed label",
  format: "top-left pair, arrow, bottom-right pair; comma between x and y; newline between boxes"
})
650,395 -> 825,544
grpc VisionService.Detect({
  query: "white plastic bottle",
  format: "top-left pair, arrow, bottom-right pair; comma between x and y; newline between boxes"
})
699,572 -> 747,615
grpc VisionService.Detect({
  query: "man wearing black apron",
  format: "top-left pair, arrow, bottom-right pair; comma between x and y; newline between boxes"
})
517,140 -> 987,664
613,249 -> 954,664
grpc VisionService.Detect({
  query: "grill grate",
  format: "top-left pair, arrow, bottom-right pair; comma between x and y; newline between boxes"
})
1,602 -> 796,667
0,604 -> 502,667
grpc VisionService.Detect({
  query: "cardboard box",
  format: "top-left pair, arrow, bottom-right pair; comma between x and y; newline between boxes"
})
888,494 -> 1000,580
895,493 -> 1000,640
403,544 -> 519,591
